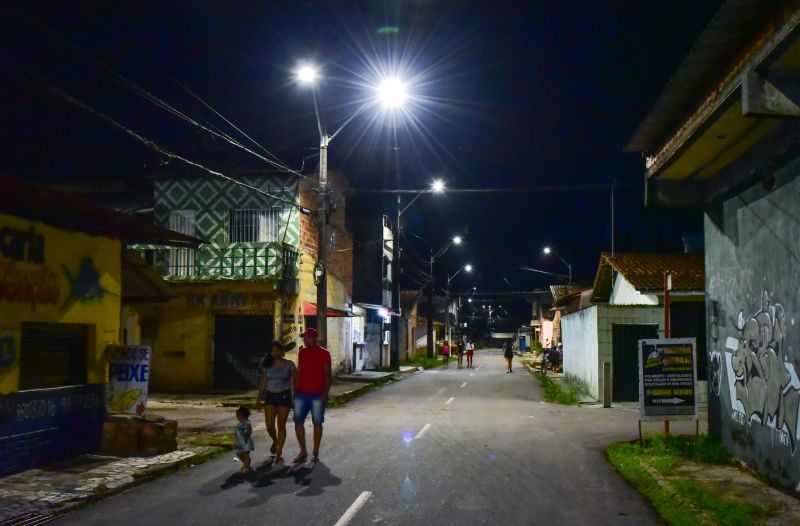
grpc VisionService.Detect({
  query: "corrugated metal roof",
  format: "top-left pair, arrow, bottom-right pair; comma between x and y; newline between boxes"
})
625,0 -> 784,154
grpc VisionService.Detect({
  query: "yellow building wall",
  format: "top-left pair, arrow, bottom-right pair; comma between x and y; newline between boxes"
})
0,213 -> 122,394
148,282 -> 281,391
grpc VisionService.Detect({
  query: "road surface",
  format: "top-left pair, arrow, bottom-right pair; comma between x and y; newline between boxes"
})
57,350 -> 657,525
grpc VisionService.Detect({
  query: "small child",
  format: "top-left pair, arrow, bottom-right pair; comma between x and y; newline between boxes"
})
234,405 -> 254,472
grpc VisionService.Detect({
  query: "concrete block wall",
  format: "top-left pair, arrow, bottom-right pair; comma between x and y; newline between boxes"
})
562,306 -> 600,399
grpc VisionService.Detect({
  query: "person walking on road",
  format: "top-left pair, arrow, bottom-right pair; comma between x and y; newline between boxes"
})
466,339 -> 475,368
257,341 -> 297,464
442,340 -> 451,368
456,339 -> 466,369
293,328 -> 331,464
503,340 -> 514,373
233,406 -> 254,473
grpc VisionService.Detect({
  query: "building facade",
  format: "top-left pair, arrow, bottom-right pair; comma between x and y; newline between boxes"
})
135,170 -> 360,391
626,1 -> 800,487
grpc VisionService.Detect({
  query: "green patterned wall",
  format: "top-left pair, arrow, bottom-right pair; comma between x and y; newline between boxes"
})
151,173 -> 301,281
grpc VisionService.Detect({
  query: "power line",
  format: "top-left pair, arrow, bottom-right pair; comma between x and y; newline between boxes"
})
2,58 -> 310,215
39,25 -> 313,183
352,184 -> 624,194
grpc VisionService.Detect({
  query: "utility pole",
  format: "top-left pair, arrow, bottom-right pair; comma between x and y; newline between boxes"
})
390,195 -> 400,369
444,276 -> 450,345
427,247 -> 434,358
316,134 -> 329,346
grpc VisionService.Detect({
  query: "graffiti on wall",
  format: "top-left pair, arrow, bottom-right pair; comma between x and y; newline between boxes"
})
0,259 -> 60,310
0,225 -> 45,264
0,333 -> 14,368
708,300 -> 722,396
61,257 -> 114,310
722,291 -> 800,451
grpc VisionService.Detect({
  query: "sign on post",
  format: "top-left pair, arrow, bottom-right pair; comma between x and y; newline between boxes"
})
638,338 -> 697,421
106,345 -> 151,416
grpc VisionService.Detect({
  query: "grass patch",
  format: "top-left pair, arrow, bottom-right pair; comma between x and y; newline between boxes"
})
402,356 -> 444,370
607,435 -> 777,526
532,372 -> 580,405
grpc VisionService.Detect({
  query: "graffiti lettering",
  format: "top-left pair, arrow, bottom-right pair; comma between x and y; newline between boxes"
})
0,225 -> 45,264
724,291 -> 800,452
16,399 -> 57,421
708,300 -> 722,396
0,334 -> 14,368
0,259 -> 60,310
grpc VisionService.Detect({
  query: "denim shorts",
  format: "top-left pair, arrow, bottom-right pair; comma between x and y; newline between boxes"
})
293,392 -> 325,425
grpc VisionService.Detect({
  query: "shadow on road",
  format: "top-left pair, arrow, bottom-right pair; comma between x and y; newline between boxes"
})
197,458 -> 342,508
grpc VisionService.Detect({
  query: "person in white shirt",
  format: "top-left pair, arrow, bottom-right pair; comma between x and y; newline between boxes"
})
466,340 -> 475,368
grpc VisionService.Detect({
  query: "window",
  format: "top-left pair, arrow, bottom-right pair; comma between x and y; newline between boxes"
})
229,208 -> 282,242
168,210 -> 195,276
19,323 -> 88,390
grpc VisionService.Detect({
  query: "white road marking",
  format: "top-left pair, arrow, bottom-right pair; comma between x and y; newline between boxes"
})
445,397 -> 455,405
469,373 -> 474,377
334,491 -> 373,526
415,423 -> 432,439
460,382 -> 467,388
476,365 -> 482,371
435,387 -> 446,395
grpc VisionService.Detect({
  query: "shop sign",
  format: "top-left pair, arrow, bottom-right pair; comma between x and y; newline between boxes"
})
106,345 -> 151,416
639,338 -> 697,421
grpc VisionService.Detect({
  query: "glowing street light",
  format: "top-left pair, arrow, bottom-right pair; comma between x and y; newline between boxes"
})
431,179 -> 445,193
453,236 -> 463,245
376,77 -> 407,108
296,65 -> 318,85
464,264 -> 473,272
543,245 -> 572,285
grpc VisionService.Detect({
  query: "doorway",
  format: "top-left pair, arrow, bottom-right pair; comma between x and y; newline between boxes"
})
213,315 -> 273,389
612,323 -> 658,402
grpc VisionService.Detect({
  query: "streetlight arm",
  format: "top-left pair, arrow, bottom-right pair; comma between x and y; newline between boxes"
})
399,191 -> 425,217
328,101 -> 371,142
311,88 -> 324,140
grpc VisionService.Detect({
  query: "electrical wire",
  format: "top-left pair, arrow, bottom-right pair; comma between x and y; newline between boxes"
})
41,27 -> 313,182
1,58 -> 310,214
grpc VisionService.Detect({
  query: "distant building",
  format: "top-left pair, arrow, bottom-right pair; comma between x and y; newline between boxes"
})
627,0 -> 800,488
561,253 -> 705,403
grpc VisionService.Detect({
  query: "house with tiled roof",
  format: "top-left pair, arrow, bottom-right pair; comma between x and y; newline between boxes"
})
560,252 -> 706,405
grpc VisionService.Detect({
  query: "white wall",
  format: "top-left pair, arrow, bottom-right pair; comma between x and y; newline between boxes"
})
610,274 -> 659,306
562,306 -> 600,399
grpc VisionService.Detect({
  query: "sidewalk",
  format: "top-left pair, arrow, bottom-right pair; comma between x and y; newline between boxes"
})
0,367 -> 418,524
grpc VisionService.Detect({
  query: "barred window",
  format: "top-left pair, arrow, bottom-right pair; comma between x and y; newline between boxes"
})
229,208 -> 282,242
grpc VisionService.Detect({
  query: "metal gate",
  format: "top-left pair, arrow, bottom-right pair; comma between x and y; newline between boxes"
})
213,315 -> 273,389
612,324 -> 658,402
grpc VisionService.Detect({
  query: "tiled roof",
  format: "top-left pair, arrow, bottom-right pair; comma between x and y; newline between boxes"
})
550,284 -> 591,307
592,252 -> 705,301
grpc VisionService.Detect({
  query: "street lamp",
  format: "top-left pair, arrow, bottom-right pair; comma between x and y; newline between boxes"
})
297,64 -> 408,348
391,178 -> 445,368
423,235 -> 465,357
445,263 -> 473,343
543,246 -> 572,286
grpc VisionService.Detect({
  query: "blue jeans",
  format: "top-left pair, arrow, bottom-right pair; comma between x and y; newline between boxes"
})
294,392 -> 325,425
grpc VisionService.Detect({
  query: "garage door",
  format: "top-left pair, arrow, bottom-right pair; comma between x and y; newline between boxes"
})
19,323 -> 88,390
213,315 -> 273,389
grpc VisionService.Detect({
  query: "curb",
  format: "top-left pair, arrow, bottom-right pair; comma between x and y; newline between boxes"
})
44,445 -> 228,522
328,367 -> 419,407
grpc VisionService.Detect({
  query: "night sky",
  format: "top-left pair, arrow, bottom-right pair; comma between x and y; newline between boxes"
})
0,1 -> 722,326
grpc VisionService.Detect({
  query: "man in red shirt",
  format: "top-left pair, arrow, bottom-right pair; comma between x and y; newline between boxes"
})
292,327 -> 332,464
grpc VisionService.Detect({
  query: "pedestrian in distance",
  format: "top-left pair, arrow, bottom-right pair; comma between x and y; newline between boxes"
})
457,339 -> 466,368
442,340 -> 451,368
233,405 -> 254,473
293,328 -> 332,464
257,341 -> 297,464
503,340 -> 514,373
466,339 -> 475,368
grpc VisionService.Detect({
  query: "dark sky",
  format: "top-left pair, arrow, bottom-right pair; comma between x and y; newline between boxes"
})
0,1 -> 721,325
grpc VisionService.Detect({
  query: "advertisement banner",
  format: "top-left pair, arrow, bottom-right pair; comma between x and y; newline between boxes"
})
638,338 -> 697,421
106,345 -> 151,415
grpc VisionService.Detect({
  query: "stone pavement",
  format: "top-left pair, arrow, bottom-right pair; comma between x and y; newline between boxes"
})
0,449 -> 215,525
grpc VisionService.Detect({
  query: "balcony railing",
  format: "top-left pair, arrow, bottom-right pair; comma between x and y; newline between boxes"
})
146,242 -> 298,281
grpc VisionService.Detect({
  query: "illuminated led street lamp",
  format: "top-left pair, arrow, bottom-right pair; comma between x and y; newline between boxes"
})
376,77 -> 407,108
453,236 -> 463,245
296,65 -> 318,85
431,179 -> 445,193
543,245 -> 572,286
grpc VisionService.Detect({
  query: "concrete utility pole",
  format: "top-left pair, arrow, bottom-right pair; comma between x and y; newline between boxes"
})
390,195 -> 400,369
316,134 -> 329,346
427,247 -> 434,358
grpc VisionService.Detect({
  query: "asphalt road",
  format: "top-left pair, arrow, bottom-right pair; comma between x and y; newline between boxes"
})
57,350 -> 658,525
